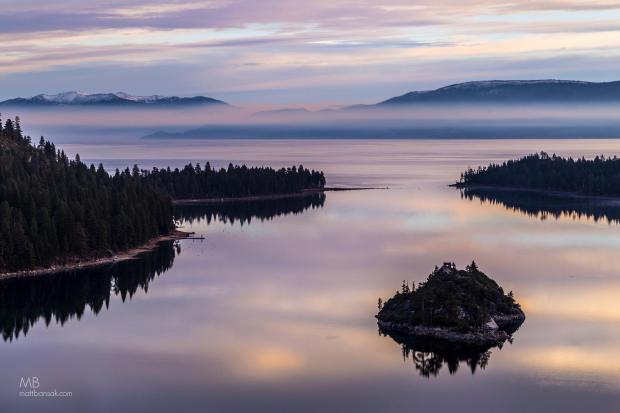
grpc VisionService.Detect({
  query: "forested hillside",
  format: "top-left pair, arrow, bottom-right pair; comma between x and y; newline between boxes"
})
0,115 -> 329,273
140,162 -> 325,199
456,152 -> 620,196
0,116 -> 174,272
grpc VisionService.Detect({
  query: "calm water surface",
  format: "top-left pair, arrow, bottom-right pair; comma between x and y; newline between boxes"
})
3,139 -> 620,412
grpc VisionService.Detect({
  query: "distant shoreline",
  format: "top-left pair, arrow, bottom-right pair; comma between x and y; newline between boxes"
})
172,187 -> 386,205
0,230 -> 190,280
450,184 -> 620,204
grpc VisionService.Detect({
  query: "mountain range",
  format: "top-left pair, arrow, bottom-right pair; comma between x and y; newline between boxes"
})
379,80 -> 620,105
0,91 -> 228,106
143,79 -> 620,140
2,80 -> 618,110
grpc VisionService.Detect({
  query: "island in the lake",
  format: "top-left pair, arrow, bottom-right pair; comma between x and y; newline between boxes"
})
376,262 -> 525,346
452,152 -> 620,198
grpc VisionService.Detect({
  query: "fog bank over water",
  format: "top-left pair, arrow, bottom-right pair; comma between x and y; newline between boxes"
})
4,103 -> 620,143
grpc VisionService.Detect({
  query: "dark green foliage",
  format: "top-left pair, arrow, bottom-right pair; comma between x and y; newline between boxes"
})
139,162 -> 325,199
0,119 -> 174,272
377,263 -> 520,331
457,152 -> 620,196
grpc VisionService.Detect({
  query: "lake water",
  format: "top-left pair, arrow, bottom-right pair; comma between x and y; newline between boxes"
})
3,139 -> 620,412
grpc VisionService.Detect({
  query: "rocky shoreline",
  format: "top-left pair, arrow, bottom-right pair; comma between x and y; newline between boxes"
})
377,315 -> 524,346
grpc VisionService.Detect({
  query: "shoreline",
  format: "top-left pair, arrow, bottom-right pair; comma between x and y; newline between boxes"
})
377,320 -> 510,347
377,315 -> 525,347
450,184 -> 620,204
0,187 -> 386,279
0,230 -> 190,281
173,186 -> 386,205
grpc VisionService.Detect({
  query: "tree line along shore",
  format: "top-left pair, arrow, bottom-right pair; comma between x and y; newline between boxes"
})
0,115 -> 325,274
454,151 -> 620,197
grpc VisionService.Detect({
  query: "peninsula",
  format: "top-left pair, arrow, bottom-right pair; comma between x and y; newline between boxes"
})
0,115 -> 331,276
453,152 -> 620,198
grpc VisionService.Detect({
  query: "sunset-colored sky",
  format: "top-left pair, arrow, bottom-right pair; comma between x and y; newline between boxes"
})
2,0 -> 620,104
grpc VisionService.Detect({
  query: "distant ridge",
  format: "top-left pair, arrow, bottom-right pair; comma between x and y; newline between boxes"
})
252,108 -> 311,117
379,80 -> 620,104
0,91 -> 228,106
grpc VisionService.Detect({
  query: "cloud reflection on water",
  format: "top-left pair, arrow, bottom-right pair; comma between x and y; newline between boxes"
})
3,140 -> 620,412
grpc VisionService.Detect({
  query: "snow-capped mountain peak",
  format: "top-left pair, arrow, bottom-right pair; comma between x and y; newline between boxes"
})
34,91 -> 161,104
113,92 -> 164,103
0,91 -> 229,106
38,91 -> 89,103
438,79 -> 592,91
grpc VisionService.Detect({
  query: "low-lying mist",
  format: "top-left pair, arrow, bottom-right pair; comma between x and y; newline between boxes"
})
4,103 -> 620,143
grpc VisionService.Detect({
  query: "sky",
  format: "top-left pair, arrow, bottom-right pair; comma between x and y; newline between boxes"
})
1,0 -> 620,105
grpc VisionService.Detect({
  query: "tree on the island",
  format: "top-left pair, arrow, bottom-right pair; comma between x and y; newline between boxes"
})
401,280 -> 410,294
466,260 -> 478,272
377,298 -> 383,310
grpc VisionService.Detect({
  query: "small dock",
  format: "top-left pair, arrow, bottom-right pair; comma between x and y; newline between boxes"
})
184,231 -> 206,240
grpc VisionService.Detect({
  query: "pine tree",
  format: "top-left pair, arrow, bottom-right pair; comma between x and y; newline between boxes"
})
14,116 -> 22,139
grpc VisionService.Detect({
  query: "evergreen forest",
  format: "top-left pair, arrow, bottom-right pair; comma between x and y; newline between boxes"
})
456,152 -> 620,196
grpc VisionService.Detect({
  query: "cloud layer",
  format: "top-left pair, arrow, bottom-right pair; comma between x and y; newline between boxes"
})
1,0 -> 620,104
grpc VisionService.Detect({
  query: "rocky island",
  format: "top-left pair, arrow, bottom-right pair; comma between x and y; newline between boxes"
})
377,262 -> 525,347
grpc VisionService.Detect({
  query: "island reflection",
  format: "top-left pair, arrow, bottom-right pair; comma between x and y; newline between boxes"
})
0,241 -> 179,342
174,192 -> 325,225
379,328 -> 520,378
460,187 -> 620,224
